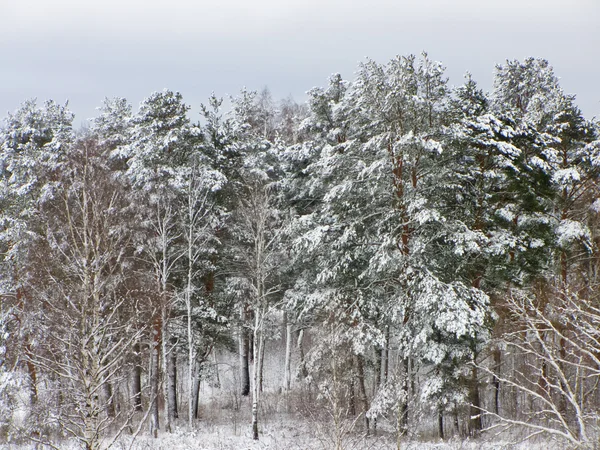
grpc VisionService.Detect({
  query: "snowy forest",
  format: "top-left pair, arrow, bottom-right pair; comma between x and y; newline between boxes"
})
1,54 -> 600,450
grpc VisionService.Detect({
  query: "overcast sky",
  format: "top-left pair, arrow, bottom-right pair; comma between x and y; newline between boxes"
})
1,0 -> 599,126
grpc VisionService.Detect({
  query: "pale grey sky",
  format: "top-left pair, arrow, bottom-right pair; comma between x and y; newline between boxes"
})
1,0 -> 599,125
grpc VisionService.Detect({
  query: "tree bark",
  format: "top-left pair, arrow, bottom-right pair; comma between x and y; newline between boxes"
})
382,326 -> 389,385
188,338 -> 194,426
167,339 -> 178,420
454,412 -> 460,436
469,364 -> 482,435
240,306 -> 250,396
355,354 -> 370,434
259,334 -> 266,393
161,306 -> 172,433
103,382 -> 116,418
186,248 -> 195,428
132,342 -> 142,412
192,359 -> 201,419
399,357 -> 409,435
283,315 -> 293,391
149,317 -> 161,438
251,310 -> 265,440
297,329 -> 308,379
374,347 -> 382,398
349,375 -> 356,417
248,327 -> 254,364
493,347 -> 501,415
213,349 -> 221,389
25,344 -> 38,405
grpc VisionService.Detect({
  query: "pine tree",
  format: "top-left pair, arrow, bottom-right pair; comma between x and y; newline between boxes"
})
123,89 -> 197,435
0,99 -> 74,424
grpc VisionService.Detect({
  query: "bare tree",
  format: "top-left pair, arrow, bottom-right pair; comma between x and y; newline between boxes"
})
231,179 -> 286,440
145,199 -> 182,435
481,290 -> 600,448
24,139 -> 145,450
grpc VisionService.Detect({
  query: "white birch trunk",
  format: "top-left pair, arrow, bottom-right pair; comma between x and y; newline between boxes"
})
187,292 -> 194,428
251,310 -> 259,440
149,323 -> 160,438
252,189 -> 265,441
161,304 -> 172,433
251,308 -> 264,441
283,320 -> 293,391
186,221 -> 195,429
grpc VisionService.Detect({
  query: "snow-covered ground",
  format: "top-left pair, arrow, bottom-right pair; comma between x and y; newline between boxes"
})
119,425 -> 562,450
0,350 -> 576,450
0,355 -> 573,450
0,414 -> 568,450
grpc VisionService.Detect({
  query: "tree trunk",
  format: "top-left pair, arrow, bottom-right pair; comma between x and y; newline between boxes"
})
399,358 -> 409,435
468,281 -> 482,436
83,388 -> 100,450
188,345 -> 194,426
251,312 -> 264,441
469,364 -> 482,435
374,347 -> 382,398
283,315 -> 293,391
186,261 -> 195,428
438,411 -> 444,440
355,354 -> 370,434
349,375 -> 356,417
382,326 -> 389,385
167,340 -> 178,420
213,350 -> 221,389
103,382 -> 116,418
240,310 -> 250,396
493,347 -> 501,415
557,333 -> 569,423
192,359 -> 201,419
161,306 -> 172,433
454,412 -> 460,436
249,328 -> 254,364
297,329 -> 308,378
259,334 -> 266,393
132,342 -> 142,412
25,346 -> 38,406
150,318 -> 161,438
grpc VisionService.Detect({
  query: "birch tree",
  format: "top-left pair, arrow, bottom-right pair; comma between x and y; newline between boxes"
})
24,138 -> 142,450
232,179 -> 286,440
480,290 -> 600,448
